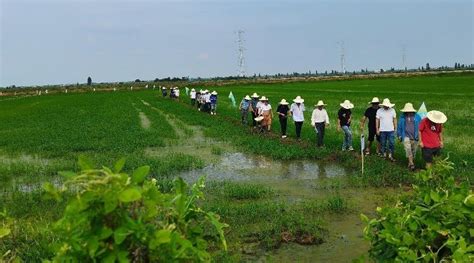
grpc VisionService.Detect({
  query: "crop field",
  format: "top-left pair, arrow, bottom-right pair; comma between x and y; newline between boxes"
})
1,73 -> 473,261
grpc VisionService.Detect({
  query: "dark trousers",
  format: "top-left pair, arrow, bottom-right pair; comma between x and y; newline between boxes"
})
315,122 -> 325,147
295,121 -> 303,138
279,117 -> 287,135
252,111 -> 258,127
191,99 -> 196,106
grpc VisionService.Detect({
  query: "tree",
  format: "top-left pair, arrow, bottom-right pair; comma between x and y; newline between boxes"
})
87,76 -> 92,86
426,63 -> 430,70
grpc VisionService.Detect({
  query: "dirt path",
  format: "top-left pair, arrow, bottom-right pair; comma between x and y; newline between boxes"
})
140,99 -> 233,162
138,112 -> 151,129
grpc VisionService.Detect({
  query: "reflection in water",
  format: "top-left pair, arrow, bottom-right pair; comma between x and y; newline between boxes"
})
180,152 -> 347,183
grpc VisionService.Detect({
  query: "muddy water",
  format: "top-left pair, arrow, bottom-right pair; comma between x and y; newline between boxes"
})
177,151 -> 393,262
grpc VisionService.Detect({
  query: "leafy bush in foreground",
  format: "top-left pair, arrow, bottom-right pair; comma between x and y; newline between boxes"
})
362,159 -> 474,262
43,157 -> 228,262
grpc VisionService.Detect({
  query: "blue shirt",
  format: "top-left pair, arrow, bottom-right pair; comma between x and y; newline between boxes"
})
397,113 -> 421,141
210,95 -> 217,104
241,99 -> 250,110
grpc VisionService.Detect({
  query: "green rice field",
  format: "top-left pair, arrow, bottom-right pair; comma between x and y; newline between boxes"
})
1,73 -> 473,262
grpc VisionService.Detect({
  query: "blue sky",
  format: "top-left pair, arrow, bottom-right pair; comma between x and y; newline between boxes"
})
1,0 -> 472,86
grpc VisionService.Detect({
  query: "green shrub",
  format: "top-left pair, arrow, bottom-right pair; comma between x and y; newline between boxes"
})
362,159 -> 474,262
43,156 -> 228,262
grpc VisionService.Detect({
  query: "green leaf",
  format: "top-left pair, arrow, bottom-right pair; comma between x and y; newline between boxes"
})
58,171 -> 76,179
114,227 -> 130,245
132,166 -> 150,184
114,158 -> 127,173
99,227 -> 113,240
78,155 -> 94,170
104,194 -> 118,214
360,213 -> 369,223
464,194 -> 474,208
118,188 -> 142,203
117,251 -> 130,263
0,227 -> 11,238
87,237 -> 99,257
103,253 -> 116,263
154,229 -> 171,244
430,190 -> 440,202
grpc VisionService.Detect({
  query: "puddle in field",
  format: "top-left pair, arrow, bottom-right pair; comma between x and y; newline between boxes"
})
179,152 -> 347,189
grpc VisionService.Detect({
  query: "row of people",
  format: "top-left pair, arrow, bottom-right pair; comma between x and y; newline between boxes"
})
238,94 -> 446,170
192,89 -> 218,115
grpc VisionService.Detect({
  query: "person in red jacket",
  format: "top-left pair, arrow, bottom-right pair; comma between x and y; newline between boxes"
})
419,110 -> 447,169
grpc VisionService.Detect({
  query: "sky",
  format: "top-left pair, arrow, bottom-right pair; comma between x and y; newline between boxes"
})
0,0 -> 472,87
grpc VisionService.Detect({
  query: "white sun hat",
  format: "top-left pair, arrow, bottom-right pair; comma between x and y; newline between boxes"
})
279,99 -> 289,105
427,110 -> 447,124
244,95 -> 251,100
191,88 -> 195,91
251,93 -> 259,98
293,96 -> 304,103
380,98 -> 395,108
400,103 -> 417,113
315,100 -> 327,107
259,96 -> 269,101
340,100 -> 354,109
368,97 -> 380,104
211,91 -> 218,95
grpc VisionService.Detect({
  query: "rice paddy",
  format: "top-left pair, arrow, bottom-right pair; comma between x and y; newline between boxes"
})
1,73 -> 473,261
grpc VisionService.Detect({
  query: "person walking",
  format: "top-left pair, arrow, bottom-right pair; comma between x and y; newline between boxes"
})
419,110 -> 447,169
190,88 -> 197,106
196,90 -> 202,110
175,88 -> 180,101
250,93 -> 260,128
161,86 -> 168,97
337,100 -> 354,151
397,103 -> 422,171
258,96 -> 273,132
376,98 -> 397,161
239,95 -> 252,125
311,100 -> 330,147
210,91 -> 218,115
290,96 -> 305,140
360,97 -> 381,155
276,99 -> 290,138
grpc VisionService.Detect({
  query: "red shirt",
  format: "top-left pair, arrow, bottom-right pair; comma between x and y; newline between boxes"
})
419,118 -> 443,148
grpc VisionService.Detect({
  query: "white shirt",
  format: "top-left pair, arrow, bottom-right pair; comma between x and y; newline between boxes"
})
190,91 -> 196,99
256,101 -> 263,111
205,94 -> 211,103
259,104 -> 272,114
175,90 -> 180,97
290,103 -> 305,122
376,108 -> 396,132
311,108 -> 329,125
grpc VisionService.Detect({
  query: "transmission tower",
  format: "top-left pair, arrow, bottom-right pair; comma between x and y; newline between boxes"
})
237,30 -> 246,77
402,45 -> 407,73
339,41 -> 346,74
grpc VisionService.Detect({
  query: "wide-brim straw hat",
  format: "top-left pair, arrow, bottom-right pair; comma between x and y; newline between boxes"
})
315,100 -> 326,107
191,88 -> 195,91
380,98 -> 395,108
340,100 -> 354,109
427,110 -> 447,124
259,96 -> 269,101
211,91 -> 218,95
279,99 -> 289,105
293,96 -> 304,103
251,93 -> 259,98
244,95 -> 251,100
368,97 -> 380,104
400,103 -> 416,113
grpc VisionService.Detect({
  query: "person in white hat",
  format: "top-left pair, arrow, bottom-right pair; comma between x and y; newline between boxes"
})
175,87 -> 180,101
419,110 -> 447,169
290,96 -> 306,139
376,98 -> 397,161
337,100 -> 354,151
161,86 -> 168,97
190,88 -> 197,106
250,93 -> 260,127
210,91 -> 218,115
196,89 -> 202,110
311,100 -> 330,147
239,95 -> 252,125
258,96 -> 273,132
360,97 -> 381,155
276,99 -> 290,138
397,103 -> 422,171
203,90 -> 211,113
